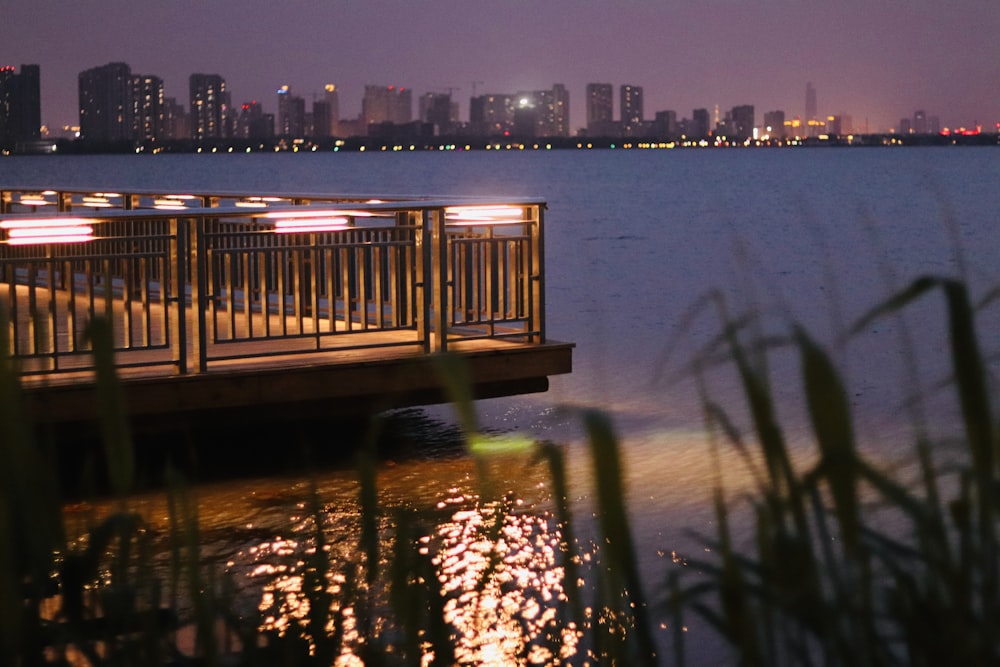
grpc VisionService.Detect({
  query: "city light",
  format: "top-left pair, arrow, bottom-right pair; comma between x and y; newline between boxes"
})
4,59 -> 997,152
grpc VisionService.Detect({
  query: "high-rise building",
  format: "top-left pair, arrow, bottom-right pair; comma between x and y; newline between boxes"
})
324,84 -> 340,136
912,110 -> 928,134
552,83 -> 569,137
189,73 -> 227,140
512,85 -> 569,137
586,83 -> 613,135
362,85 -> 411,130
513,94 -> 538,137
731,104 -> 755,140
469,93 -> 513,136
162,97 -> 189,140
691,108 -> 710,139
653,110 -> 677,138
763,110 -> 786,139
235,100 -> 272,139
0,64 -> 41,145
805,82 -> 818,136
620,85 -> 643,136
420,92 -> 453,134
79,62 -> 134,143
276,85 -> 306,137
132,74 -> 164,142
312,100 -> 331,138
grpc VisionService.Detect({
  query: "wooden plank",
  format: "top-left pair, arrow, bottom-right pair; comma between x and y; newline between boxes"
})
19,341 -> 574,427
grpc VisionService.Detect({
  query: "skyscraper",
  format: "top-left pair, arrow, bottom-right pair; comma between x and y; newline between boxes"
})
691,108 -> 710,139
763,110 -> 786,139
312,99 -> 331,138
276,85 -> 306,137
235,100 -> 272,139
324,84 -> 340,136
420,92 -> 453,134
512,85 -> 568,137
586,83 -> 613,135
805,82 -> 818,136
731,104 -> 755,140
132,74 -> 164,142
189,73 -> 227,140
362,85 -> 411,130
0,64 -> 41,145
620,85 -> 643,136
162,97 -> 189,140
653,110 -> 677,138
552,83 -> 570,137
79,62 -> 133,143
469,93 -> 513,136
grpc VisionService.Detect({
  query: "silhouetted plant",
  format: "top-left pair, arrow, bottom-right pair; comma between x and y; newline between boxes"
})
672,276 -> 1000,666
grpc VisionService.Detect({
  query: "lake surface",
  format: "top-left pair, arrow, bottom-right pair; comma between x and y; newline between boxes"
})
4,147 -> 999,663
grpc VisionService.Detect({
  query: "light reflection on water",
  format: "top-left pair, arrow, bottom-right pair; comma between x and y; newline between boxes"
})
225,449 -> 581,664
63,390 -> 768,663
62,404 -> 770,664
69,409 -> 608,664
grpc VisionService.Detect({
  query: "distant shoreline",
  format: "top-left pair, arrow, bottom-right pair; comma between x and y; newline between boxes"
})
3,132 -> 997,156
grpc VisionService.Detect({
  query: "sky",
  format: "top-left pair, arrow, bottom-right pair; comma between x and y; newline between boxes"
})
2,0 -> 998,134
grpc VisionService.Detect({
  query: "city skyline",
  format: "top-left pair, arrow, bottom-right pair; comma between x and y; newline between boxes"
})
2,0 -> 998,135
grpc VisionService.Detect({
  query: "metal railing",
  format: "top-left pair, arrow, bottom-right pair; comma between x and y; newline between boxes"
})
0,188 -> 546,377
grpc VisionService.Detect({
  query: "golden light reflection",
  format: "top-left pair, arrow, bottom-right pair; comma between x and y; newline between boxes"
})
242,480 -> 579,665
430,492 -> 578,665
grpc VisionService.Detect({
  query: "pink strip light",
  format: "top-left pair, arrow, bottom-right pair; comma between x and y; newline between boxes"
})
262,209 -> 353,234
444,205 -> 527,225
0,217 -> 95,245
272,216 -> 350,234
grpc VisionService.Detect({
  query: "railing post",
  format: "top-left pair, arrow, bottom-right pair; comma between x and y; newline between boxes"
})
191,216 -> 207,372
531,204 -> 546,343
171,217 -> 188,374
430,207 -> 448,352
416,209 -> 432,352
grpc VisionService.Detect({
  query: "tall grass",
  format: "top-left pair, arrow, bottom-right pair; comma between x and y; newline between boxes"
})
675,276 -> 1000,666
2,273 -> 998,665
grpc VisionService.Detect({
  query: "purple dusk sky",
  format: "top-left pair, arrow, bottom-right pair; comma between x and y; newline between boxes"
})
2,0 -> 997,134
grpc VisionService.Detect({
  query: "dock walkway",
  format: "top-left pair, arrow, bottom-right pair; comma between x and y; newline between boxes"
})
0,188 -> 572,430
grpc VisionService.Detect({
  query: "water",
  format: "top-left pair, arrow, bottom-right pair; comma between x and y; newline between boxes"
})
5,147 -> 999,662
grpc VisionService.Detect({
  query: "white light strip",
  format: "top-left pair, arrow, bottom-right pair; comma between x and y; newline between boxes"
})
261,209 -> 352,219
1,217 -> 94,244
1,217 -> 92,229
445,205 -> 525,221
8,226 -> 94,239
273,216 -> 349,233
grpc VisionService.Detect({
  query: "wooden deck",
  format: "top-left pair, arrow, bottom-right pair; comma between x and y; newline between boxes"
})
10,280 -> 573,429
19,335 -> 574,431
1,191 -> 572,433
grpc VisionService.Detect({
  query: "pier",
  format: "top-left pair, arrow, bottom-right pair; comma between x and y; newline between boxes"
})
0,188 -> 572,431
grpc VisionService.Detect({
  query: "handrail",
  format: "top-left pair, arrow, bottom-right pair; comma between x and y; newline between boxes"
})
0,190 -> 546,378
